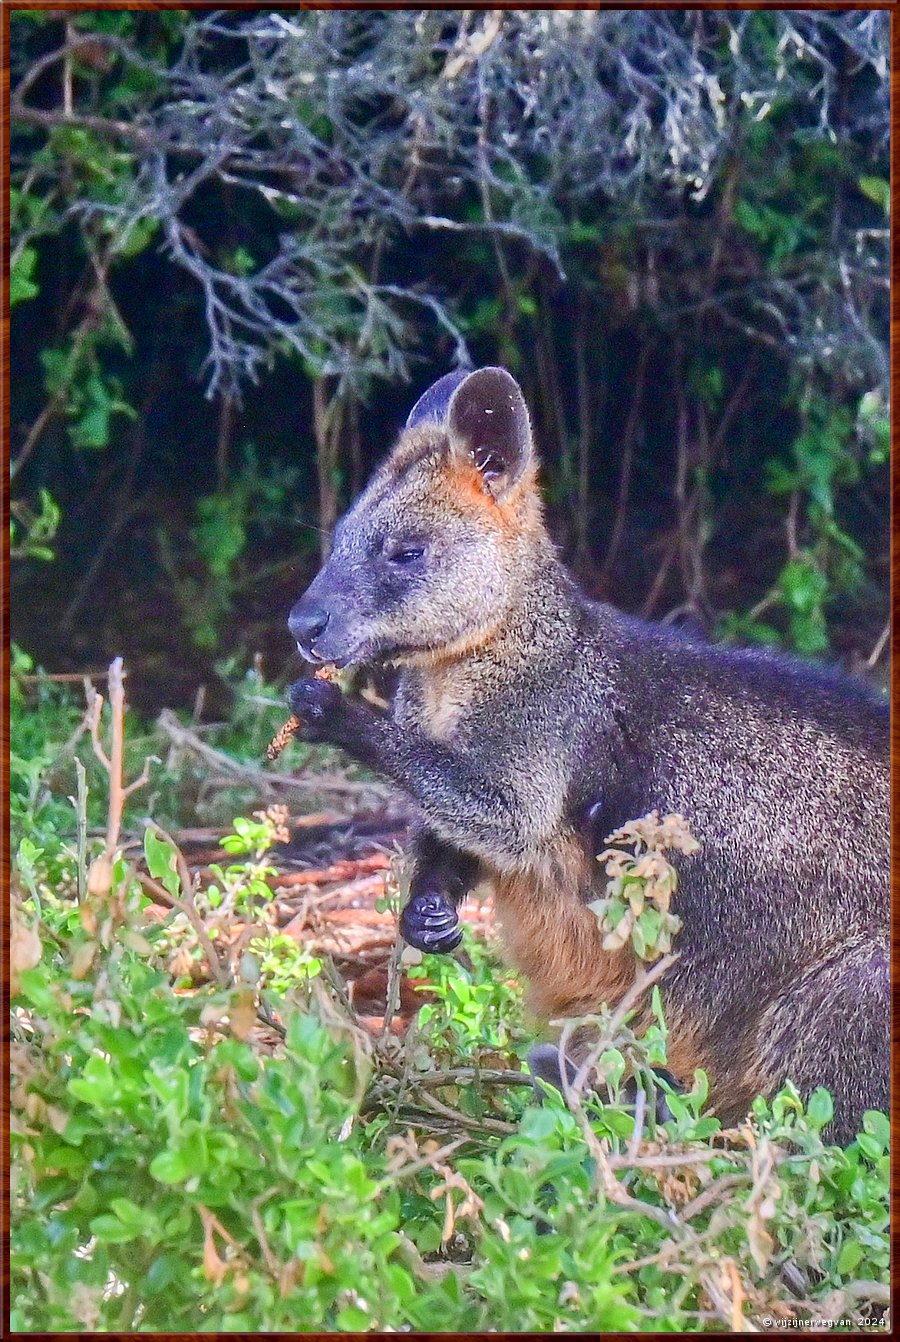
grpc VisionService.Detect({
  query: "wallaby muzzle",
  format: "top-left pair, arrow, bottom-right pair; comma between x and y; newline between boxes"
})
288,566 -> 360,666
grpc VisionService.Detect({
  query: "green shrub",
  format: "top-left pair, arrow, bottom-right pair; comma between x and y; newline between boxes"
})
10,667 -> 889,1332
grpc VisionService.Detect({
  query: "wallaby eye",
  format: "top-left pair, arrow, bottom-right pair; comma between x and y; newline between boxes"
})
386,543 -> 425,566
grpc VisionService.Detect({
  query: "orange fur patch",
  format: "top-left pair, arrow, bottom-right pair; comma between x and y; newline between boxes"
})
489,842 -> 752,1115
438,458 -> 542,534
660,1000 -> 768,1125
490,842 -> 637,1021
388,619 -> 503,672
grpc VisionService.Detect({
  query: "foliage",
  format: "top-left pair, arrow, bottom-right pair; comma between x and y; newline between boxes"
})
10,886 -> 890,1332
157,449 -> 303,650
8,8 -> 889,692
7,651 -> 366,869
589,811 -> 699,960
9,666 -> 891,1332
410,938 -> 529,1066
10,488 -> 60,562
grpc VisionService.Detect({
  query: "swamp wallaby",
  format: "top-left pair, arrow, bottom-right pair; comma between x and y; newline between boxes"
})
287,367 -> 889,1145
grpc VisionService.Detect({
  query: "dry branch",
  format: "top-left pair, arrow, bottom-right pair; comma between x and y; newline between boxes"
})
156,708 -> 391,799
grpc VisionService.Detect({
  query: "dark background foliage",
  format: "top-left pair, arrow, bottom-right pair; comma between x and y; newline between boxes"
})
10,7 -> 890,714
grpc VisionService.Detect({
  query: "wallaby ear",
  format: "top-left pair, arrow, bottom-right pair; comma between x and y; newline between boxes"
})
447,367 -> 533,498
405,369 -> 471,430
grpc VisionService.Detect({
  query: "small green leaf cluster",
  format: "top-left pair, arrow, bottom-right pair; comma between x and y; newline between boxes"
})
9,488 -> 61,563
588,811 -> 699,960
410,936 -> 528,1064
723,390 -> 884,659
157,449 -> 302,649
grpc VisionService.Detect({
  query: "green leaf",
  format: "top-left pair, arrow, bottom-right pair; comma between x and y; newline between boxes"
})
68,1054 -> 117,1108
778,557 -> 828,615
113,217 -> 160,258
89,1213 -> 139,1244
600,1107 -> 636,1139
337,1306 -> 372,1330
110,1197 -> 152,1231
860,1110 -> 890,1151
149,1146 -> 192,1184
858,176 -> 889,216
520,1106 -> 563,1141
195,494 -> 247,576
855,1133 -> 884,1162
10,246 -> 39,308
143,830 -> 181,898
806,1087 -> 834,1130
836,1238 -> 864,1275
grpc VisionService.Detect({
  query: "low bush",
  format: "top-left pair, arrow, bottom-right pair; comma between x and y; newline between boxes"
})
10,663 -> 890,1332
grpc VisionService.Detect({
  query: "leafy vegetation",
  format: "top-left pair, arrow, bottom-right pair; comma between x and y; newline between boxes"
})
9,9 -> 889,704
10,662 -> 890,1332
9,10 -> 889,1331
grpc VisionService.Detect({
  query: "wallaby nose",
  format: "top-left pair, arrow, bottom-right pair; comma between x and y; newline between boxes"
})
288,603 -> 330,657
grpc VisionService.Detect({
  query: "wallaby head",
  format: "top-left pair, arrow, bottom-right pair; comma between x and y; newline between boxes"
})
289,367 -> 547,668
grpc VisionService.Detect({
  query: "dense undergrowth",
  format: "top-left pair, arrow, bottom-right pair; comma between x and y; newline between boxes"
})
10,10 -> 890,703
9,656 -> 890,1332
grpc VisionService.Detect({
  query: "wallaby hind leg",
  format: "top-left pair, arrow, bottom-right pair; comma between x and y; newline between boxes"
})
752,937 -> 889,1147
527,1044 -> 679,1122
527,1044 -> 578,1100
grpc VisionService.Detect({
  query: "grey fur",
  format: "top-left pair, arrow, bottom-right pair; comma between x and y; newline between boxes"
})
287,368 -> 889,1145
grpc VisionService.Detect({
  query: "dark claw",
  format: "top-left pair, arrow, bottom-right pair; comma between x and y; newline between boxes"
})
400,890 -> 463,954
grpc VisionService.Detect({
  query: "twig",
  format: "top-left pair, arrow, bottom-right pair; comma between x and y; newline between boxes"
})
157,708 -> 390,799
865,619 -> 890,669
73,760 -> 88,904
136,868 -> 229,990
320,954 -> 363,1027
560,953 -> 677,1105
267,854 -> 391,889
10,102 -> 155,149
216,391 -> 235,493
679,1174 -> 747,1222
86,686 -> 111,773
94,659 -> 154,857
380,931 -> 405,1044
404,1067 -> 535,1090
409,1084 -> 516,1136
383,1136 -> 467,1185
11,312 -> 99,482
19,670 -> 124,684
250,1191 -> 281,1277
601,343 -> 651,582
256,997 -> 286,1040
10,400 -> 56,482
610,1149 -> 747,1172
627,1085 -> 647,1160
145,820 -> 199,914
63,20 -> 74,117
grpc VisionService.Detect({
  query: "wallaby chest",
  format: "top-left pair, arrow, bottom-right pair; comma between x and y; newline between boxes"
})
407,662 -> 476,741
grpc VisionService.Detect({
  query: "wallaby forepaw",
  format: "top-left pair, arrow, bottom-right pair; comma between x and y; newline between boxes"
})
400,890 -> 463,953
287,677 -> 344,742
